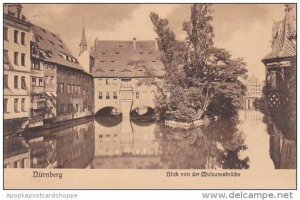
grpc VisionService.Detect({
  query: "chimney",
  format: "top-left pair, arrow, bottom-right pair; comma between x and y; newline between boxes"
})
155,38 -> 159,50
133,37 -> 136,49
285,4 -> 292,14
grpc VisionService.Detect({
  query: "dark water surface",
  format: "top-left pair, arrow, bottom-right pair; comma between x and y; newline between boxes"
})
18,110 -> 275,169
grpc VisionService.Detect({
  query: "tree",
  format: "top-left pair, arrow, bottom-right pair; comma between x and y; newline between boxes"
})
149,4 -> 247,122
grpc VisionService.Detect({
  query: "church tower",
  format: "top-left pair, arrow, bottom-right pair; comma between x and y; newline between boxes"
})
78,19 -> 94,74
79,20 -> 87,55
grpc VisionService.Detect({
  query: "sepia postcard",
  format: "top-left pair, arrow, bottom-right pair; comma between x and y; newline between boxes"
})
2,3 -> 297,189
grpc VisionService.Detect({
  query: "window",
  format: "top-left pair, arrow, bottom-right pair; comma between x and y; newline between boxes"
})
113,92 -> 117,99
60,83 -> 64,93
61,104 -> 65,114
4,75 -> 8,88
58,83 -> 64,93
21,98 -> 25,112
21,53 -> 25,66
68,104 -> 73,113
14,52 -> 18,65
45,76 -> 49,84
21,76 -> 26,90
14,76 -> 18,89
14,30 -> 18,43
106,92 -> 110,99
4,27 -> 8,41
78,86 -> 80,94
105,79 -> 109,85
4,50 -> 9,64
21,32 -> 26,45
32,77 -> 36,86
68,84 -> 71,94
38,78 -> 43,86
99,92 -> 102,99
31,60 -> 40,70
50,76 -> 54,84
14,161 -> 18,168
32,43 -> 39,55
76,104 -> 79,112
136,92 -> 139,99
14,98 -> 18,112
4,98 -> 8,113
20,159 -> 25,168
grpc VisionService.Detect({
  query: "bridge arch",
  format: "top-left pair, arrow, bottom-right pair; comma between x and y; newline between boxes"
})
95,106 -> 122,116
130,105 -> 155,122
95,106 -> 122,127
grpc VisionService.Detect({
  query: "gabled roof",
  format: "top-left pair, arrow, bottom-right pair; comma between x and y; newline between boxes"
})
92,40 -> 165,78
31,24 -> 84,71
263,5 -> 296,61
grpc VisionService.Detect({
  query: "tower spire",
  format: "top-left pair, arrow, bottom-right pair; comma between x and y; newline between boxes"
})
79,17 -> 87,55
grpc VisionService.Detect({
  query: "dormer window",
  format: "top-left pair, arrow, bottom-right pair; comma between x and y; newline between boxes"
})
111,60 -> 116,63
41,28 -> 46,33
119,45 -> 123,47
47,51 -> 53,58
139,52 -> 143,54
102,52 -> 106,54
100,60 -> 105,62
59,44 -> 63,49
115,52 -> 120,54
49,40 -> 54,45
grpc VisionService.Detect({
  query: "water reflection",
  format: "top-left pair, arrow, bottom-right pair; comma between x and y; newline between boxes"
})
91,110 -> 261,169
27,120 -> 95,169
4,110 -> 280,169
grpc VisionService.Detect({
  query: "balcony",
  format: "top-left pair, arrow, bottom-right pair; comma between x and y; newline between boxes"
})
31,100 -> 46,110
31,85 -> 44,93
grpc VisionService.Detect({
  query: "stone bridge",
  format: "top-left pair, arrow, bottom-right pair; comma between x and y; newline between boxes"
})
95,86 -> 155,118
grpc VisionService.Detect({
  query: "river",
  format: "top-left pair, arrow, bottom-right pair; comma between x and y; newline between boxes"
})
5,110 -> 278,169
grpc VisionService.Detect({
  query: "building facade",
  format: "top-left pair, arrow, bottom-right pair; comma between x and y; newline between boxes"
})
261,4 -> 296,134
4,4 -> 31,135
29,23 -> 94,126
243,74 -> 264,109
261,4 -> 296,168
92,38 -> 164,118
29,37 -> 47,127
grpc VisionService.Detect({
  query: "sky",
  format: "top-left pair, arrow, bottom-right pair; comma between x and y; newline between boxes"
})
22,4 -> 295,80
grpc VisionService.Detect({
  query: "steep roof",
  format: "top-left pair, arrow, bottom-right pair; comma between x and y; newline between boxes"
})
92,40 -> 165,78
31,24 -> 83,71
79,26 -> 87,47
263,5 -> 296,61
